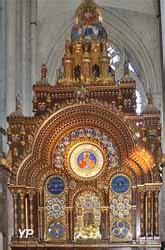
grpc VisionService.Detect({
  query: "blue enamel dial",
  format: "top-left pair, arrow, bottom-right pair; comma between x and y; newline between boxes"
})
111,175 -> 130,193
112,221 -> 130,238
48,222 -> 65,239
47,176 -> 65,195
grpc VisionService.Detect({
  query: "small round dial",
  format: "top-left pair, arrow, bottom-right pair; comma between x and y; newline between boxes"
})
111,175 -> 130,193
47,176 -> 65,195
48,222 -> 65,239
112,221 -> 130,238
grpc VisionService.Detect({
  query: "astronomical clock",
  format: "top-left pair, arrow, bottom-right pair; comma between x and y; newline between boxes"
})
3,0 -> 162,249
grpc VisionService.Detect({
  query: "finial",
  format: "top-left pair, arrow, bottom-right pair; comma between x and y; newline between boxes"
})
65,40 -> 71,54
16,93 -> 23,112
146,91 -> 153,105
9,93 -> 23,117
124,60 -> 129,76
41,64 -> 47,80
102,39 -> 107,52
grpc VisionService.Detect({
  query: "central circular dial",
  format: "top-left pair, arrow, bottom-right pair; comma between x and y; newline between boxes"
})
69,142 -> 104,179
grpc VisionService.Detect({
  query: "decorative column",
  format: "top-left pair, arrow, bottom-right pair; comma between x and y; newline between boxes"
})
100,40 -> 109,78
101,207 -> 106,240
65,188 -> 70,241
139,191 -> 145,237
69,207 -> 74,241
154,189 -> 159,237
29,192 -> 35,233
19,191 -> 25,231
82,44 -> 91,82
12,192 -> 18,237
38,207 -> 43,240
105,207 -> 109,240
132,187 -> 137,241
146,190 -> 152,237
104,187 -> 109,240
104,187 -> 109,206
65,207 -> 70,241
64,40 -> 73,81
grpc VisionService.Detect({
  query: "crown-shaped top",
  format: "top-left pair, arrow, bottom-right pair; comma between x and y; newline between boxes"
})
71,0 -> 107,42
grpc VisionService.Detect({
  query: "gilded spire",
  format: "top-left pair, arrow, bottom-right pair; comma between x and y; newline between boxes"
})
58,0 -> 114,87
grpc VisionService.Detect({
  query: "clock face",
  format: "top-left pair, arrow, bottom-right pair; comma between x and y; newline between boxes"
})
47,176 -> 65,195
69,142 -> 104,179
111,175 -> 130,194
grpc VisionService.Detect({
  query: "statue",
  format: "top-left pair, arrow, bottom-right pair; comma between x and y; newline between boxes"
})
16,93 -> 23,112
41,64 -> 47,80
92,64 -> 100,79
74,65 -> 81,81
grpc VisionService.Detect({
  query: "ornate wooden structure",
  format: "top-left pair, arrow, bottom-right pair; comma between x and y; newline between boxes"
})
4,0 -> 162,249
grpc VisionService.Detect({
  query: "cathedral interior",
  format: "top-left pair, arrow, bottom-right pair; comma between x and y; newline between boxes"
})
0,0 -> 165,250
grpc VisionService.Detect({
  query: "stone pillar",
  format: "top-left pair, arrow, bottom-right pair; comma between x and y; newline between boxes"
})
0,233 -> 3,250
160,0 -> 165,152
6,0 -> 37,117
30,0 -> 37,85
22,0 -> 32,116
0,0 -> 7,128
6,0 -> 17,116
160,158 -> 165,241
7,188 -> 13,246
0,166 -> 8,250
